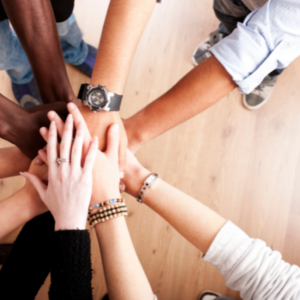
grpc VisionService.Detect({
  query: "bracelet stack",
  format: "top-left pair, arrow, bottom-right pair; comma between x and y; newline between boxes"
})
88,199 -> 127,228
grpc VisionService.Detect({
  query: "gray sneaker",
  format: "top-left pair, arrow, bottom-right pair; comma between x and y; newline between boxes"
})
243,75 -> 278,110
199,290 -> 221,300
192,30 -> 225,66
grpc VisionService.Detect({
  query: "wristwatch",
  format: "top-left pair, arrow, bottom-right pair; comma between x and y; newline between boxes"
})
77,84 -> 122,112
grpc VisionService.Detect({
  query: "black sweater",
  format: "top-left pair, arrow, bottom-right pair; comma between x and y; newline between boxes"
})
0,212 -> 93,300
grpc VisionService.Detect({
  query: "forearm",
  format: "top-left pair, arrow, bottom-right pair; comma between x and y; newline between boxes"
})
2,0 -> 76,104
125,168 -> 226,254
0,187 -> 46,239
125,56 -> 236,151
95,218 -> 153,300
91,0 -> 156,93
0,147 -> 31,179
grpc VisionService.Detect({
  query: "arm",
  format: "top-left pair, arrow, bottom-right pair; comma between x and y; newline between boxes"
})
1,0 -> 76,104
125,56 -> 236,152
80,0 -> 156,169
0,156 -> 48,240
125,0 -> 300,152
123,151 -> 300,298
0,147 -> 31,179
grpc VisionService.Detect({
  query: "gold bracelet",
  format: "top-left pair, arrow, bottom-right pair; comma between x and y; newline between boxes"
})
88,203 -> 127,220
90,210 -> 128,228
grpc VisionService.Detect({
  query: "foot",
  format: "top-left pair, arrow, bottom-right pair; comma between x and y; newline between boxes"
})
76,44 -> 97,78
243,75 -> 278,110
199,290 -> 221,300
11,78 -> 41,109
192,30 -> 225,66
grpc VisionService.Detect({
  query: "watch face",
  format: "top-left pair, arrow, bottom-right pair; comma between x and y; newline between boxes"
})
88,89 -> 108,108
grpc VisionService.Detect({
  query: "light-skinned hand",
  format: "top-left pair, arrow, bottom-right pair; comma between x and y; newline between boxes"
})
22,115 -> 98,230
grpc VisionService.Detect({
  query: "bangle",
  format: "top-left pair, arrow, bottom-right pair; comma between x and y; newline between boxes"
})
137,173 -> 159,203
89,198 -> 125,212
90,209 -> 128,227
88,203 -> 127,219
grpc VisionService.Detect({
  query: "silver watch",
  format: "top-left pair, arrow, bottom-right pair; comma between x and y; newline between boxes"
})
137,173 -> 159,203
77,84 -> 122,112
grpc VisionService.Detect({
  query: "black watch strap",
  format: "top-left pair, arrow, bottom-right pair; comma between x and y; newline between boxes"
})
77,84 -> 89,101
77,84 -> 122,111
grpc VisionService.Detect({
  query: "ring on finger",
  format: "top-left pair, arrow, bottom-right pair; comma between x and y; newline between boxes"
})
57,158 -> 71,164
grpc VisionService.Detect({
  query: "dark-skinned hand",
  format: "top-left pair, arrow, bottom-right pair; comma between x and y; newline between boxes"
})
0,94 -> 68,159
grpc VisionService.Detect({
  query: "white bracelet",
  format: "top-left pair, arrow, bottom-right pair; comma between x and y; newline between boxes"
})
137,173 -> 159,204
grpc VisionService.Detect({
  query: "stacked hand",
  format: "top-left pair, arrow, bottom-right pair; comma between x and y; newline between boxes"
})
22,103 -> 122,230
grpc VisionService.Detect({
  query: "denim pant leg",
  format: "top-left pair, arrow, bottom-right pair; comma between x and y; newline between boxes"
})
57,13 -> 88,66
0,20 -> 34,84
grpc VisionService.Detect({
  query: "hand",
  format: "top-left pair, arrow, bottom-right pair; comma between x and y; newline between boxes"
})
79,103 -> 128,170
15,102 -> 68,159
23,115 -> 98,230
20,155 -> 49,216
122,150 -> 151,197
40,103 -> 123,199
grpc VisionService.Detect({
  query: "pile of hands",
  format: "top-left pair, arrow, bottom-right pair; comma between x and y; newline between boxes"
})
20,103 -> 151,230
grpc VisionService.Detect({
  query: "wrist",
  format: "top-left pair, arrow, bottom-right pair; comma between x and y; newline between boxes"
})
124,118 -> 147,153
124,167 -> 151,198
55,218 -> 86,231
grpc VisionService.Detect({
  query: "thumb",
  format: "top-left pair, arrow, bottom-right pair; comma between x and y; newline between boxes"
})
21,172 -> 47,201
105,124 -> 120,160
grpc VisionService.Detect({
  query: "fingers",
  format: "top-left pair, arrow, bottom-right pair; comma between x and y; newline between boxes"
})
40,127 -> 48,142
38,149 -> 48,165
83,137 -> 98,175
60,114 -> 73,162
105,124 -> 120,161
48,111 -> 65,139
71,122 -> 84,168
48,121 -> 58,173
67,103 -> 91,158
21,172 -> 47,201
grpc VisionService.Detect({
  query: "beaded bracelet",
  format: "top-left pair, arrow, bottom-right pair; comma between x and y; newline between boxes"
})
90,210 -> 128,227
89,198 -> 125,212
89,208 -> 128,223
88,203 -> 127,220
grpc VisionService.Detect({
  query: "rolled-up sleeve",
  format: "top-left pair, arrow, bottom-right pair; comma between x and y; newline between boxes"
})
203,221 -> 300,299
210,0 -> 300,94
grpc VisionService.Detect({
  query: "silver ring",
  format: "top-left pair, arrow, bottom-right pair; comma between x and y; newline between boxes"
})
57,158 -> 70,164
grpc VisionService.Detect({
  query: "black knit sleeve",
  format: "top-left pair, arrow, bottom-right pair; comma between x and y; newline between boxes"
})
48,230 -> 93,300
0,212 -> 54,300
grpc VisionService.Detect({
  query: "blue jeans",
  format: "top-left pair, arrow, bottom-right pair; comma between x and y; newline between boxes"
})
0,13 -> 88,84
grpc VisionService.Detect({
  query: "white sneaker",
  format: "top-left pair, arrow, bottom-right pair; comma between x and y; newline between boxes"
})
243,75 -> 278,110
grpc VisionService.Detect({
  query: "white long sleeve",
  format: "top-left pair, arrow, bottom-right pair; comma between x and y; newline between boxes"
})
203,221 -> 300,299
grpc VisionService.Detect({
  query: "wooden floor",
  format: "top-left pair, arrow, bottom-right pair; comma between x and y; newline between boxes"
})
1,0 -> 300,299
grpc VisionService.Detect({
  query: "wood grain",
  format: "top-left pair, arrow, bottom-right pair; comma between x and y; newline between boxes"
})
0,0 -> 300,299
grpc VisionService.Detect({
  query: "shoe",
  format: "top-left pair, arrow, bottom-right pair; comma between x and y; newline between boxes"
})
76,44 -> 97,78
192,30 -> 225,66
11,78 -> 41,109
199,290 -> 221,300
243,75 -> 278,110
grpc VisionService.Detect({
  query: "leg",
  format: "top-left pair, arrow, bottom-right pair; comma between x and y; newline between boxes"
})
57,13 -> 97,77
0,20 -> 40,107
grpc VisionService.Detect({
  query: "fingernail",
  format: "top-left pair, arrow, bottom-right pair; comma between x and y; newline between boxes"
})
67,114 -> 73,120
51,121 -> 55,127
68,103 -> 75,111
112,124 -> 119,133
36,158 -> 42,165
119,171 -> 124,178
19,172 -> 26,178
